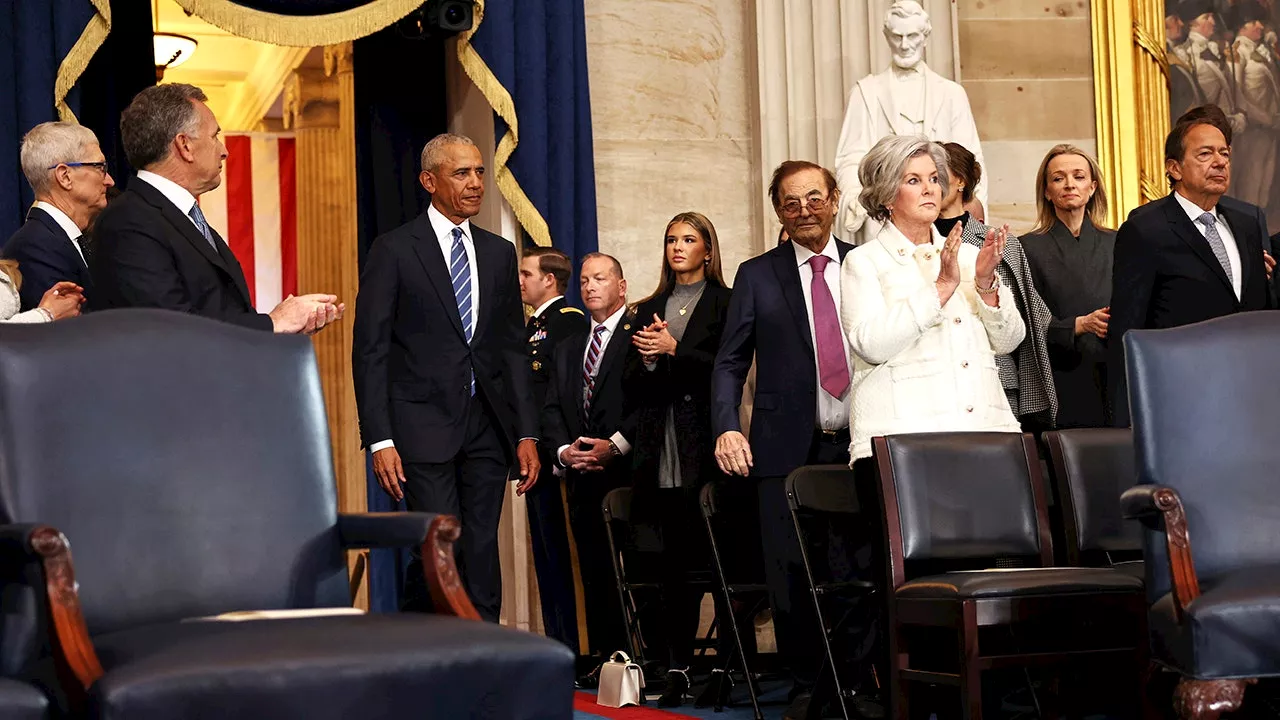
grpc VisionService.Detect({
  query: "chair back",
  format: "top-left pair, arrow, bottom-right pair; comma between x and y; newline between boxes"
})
1044,429 -> 1140,563
0,311 -> 349,637
873,433 -> 1052,586
785,465 -> 862,515
1124,313 -> 1280,601
602,487 -> 632,524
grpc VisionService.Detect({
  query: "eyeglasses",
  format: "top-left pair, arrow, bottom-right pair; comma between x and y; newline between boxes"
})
779,195 -> 832,218
48,161 -> 109,174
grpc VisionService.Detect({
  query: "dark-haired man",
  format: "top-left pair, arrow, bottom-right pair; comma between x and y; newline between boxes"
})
1110,104 -> 1274,426
519,245 -> 586,651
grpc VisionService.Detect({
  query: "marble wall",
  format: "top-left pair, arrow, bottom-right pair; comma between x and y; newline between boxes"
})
584,0 -> 761,297
955,0 -> 1098,232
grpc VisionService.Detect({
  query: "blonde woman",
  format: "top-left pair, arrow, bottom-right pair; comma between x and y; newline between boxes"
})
0,260 -> 83,323
1021,144 -> 1116,427
841,134 -> 1024,463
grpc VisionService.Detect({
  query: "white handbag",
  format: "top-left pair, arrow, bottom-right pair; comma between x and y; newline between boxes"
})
595,650 -> 646,708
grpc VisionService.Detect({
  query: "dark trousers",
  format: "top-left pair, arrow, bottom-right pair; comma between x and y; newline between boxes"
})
526,457 -> 580,651
757,430 -> 872,695
401,395 -> 509,621
566,466 -> 630,657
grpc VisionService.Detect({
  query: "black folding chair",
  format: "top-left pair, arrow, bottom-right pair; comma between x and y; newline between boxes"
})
785,465 -> 879,720
700,479 -> 770,719
1043,429 -> 1142,574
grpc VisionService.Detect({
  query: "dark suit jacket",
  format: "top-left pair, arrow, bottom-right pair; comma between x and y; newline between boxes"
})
625,282 -> 732,490
711,239 -> 854,478
3,207 -> 94,312
541,309 -> 639,482
527,297 -> 588,411
1109,193 -> 1272,426
91,181 -> 272,331
352,212 -> 537,464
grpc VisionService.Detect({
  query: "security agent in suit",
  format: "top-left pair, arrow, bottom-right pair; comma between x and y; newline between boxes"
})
541,253 -> 638,662
518,246 -> 587,650
712,161 -> 873,720
353,133 -> 541,621
92,83 -> 342,334
1110,104 -> 1275,426
4,122 -> 112,313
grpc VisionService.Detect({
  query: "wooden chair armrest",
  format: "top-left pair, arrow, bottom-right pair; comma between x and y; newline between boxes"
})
27,527 -> 104,690
1121,485 -> 1201,621
423,515 -> 481,620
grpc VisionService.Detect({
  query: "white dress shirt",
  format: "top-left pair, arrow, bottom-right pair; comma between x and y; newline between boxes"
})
136,170 -> 199,220
793,237 -> 853,431
840,222 -> 1025,460
32,201 -> 85,265
1174,191 -> 1242,300
532,295 -> 564,319
555,303 -> 632,469
371,204 -> 483,454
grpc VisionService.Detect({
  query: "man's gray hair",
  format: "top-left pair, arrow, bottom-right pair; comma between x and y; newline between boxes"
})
120,83 -> 208,170
20,122 -> 100,195
420,133 -> 478,173
884,0 -> 932,34
857,134 -> 949,223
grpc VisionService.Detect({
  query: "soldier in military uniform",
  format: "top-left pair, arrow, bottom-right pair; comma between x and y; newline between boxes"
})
518,245 -> 587,652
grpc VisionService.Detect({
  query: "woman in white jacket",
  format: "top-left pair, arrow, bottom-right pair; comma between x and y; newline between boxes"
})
840,135 -> 1024,462
0,259 -> 84,323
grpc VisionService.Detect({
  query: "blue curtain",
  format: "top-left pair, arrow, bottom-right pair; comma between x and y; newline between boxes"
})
0,1 -> 96,241
470,0 -> 600,306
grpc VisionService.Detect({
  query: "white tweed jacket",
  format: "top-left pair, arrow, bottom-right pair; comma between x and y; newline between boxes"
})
0,270 -> 51,324
839,223 -> 1024,460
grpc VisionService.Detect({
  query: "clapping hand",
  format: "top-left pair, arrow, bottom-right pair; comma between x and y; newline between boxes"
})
632,313 -> 676,362
269,293 -> 345,334
1264,251 -> 1275,281
935,222 -> 963,304
975,224 -> 1007,287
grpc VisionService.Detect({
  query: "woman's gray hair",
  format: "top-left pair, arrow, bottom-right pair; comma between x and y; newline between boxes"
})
857,134 -> 949,223
20,122 -> 100,195
420,133 -> 477,173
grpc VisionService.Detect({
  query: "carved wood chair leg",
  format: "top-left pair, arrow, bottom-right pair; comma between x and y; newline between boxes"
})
1173,677 -> 1252,720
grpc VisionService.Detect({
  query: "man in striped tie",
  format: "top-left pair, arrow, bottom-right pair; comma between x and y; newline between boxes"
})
540,252 -> 638,672
353,133 -> 541,621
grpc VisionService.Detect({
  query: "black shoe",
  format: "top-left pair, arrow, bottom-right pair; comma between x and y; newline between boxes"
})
575,663 -> 602,690
784,691 -> 813,720
695,668 -> 734,709
657,668 -> 690,708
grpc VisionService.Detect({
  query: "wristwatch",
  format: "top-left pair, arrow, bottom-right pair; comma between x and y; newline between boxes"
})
606,440 -> 621,457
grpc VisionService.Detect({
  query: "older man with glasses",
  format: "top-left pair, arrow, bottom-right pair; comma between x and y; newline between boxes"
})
3,121 -> 114,312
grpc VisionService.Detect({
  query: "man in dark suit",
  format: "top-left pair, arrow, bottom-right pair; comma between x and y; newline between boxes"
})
712,161 -> 870,720
4,122 -> 114,311
1110,104 -> 1274,426
92,83 -> 341,333
353,133 -> 541,622
518,245 -> 586,651
541,253 -> 638,668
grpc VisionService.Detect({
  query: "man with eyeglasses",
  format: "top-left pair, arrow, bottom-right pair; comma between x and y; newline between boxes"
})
712,160 -> 876,720
3,122 -> 113,312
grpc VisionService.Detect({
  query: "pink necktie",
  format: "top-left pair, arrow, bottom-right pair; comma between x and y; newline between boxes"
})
808,255 -> 850,399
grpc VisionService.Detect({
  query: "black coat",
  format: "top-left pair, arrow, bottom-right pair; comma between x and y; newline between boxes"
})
625,282 -> 732,491
91,181 -> 271,331
1109,193 -> 1273,426
2,207 -> 94,312
352,212 -> 537,463
526,296 -> 587,411
711,239 -> 854,478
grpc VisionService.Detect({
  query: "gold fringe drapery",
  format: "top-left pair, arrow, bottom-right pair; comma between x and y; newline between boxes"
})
55,0 -> 111,122
173,0 -> 424,47
454,0 -> 552,248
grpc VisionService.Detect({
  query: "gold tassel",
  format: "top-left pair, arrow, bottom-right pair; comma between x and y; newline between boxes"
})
174,0 -> 425,47
55,0 -> 111,122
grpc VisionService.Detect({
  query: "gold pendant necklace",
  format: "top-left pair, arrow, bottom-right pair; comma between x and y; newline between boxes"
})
677,285 -> 706,316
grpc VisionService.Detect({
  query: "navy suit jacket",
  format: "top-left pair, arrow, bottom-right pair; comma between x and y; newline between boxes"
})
1109,193 -> 1273,426
352,212 -> 537,465
2,207 -> 93,312
711,238 -> 854,478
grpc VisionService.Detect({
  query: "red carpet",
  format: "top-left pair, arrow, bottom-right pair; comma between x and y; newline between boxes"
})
572,691 -> 699,719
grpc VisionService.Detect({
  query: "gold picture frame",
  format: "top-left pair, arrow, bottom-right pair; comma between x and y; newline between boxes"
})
1091,0 -> 1171,227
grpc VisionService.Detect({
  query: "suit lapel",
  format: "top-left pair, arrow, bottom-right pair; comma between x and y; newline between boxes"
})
772,246 -> 815,355
872,72 -> 902,135
1162,195 -> 1234,294
1219,203 -> 1255,294
26,207 -> 88,272
566,331 -> 589,433
470,230 -> 498,345
408,214 -> 467,342
591,314 -> 633,396
131,182 -> 232,276
211,226 -> 254,308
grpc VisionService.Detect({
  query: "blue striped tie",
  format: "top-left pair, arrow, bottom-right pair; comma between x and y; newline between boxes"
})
188,204 -> 218,252
450,227 -> 475,395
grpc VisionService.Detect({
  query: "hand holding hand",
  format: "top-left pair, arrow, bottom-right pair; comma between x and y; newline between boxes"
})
714,431 -> 753,476
38,281 -> 84,320
633,313 -> 677,359
559,437 -> 614,472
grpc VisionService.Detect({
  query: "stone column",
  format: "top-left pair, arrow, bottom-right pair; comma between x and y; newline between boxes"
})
283,42 -> 366,606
